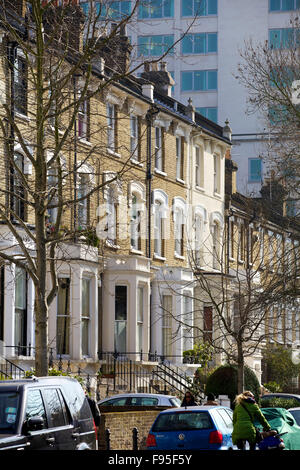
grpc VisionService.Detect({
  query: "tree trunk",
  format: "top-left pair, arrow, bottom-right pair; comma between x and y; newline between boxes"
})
34,295 -> 49,376
237,342 -> 245,394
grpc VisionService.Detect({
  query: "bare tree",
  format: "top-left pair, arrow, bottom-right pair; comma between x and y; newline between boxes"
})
236,14 -> 300,215
158,194 -> 300,394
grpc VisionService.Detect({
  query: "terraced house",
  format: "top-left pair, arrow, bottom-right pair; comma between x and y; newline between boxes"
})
222,156 -> 300,386
0,1 -> 232,395
2,1 -> 298,397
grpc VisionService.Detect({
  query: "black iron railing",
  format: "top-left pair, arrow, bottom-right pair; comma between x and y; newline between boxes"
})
0,357 -> 26,379
98,351 -> 203,398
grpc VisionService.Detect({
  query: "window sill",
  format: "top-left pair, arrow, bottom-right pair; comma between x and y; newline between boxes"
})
105,240 -> 120,250
49,125 -> 64,136
78,137 -> 92,147
176,178 -> 185,185
154,254 -> 166,261
130,248 -> 144,256
229,257 -> 235,262
213,191 -> 222,199
238,259 -> 245,265
15,111 -> 30,122
154,169 -> 167,177
131,158 -> 143,167
195,185 -> 205,193
174,253 -> 185,260
107,148 -> 121,158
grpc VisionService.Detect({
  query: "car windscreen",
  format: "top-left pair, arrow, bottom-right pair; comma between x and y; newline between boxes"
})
152,411 -> 213,432
0,392 -> 19,433
169,398 -> 181,407
289,410 -> 300,426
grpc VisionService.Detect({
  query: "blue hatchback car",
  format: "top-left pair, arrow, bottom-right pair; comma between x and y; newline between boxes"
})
146,406 -> 235,450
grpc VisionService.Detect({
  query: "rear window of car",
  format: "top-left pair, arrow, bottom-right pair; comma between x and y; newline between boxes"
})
290,409 -> 300,425
169,398 -> 181,407
130,397 -> 158,406
103,398 -> 128,406
214,409 -> 233,430
0,391 -> 19,433
152,411 -> 213,432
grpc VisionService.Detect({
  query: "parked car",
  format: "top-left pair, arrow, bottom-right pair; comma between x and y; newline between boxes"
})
146,405 -> 235,450
0,376 -> 97,450
261,393 -> 300,407
258,408 -> 300,450
98,392 -> 181,408
288,408 -> 300,426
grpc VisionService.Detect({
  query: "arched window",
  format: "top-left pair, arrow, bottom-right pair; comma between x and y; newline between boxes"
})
173,197 -> 186,258
107,186 -> 118,245
174,207 -> 184,257
212,221 -> 220,270
154,200 -> 164,257
12,152 -> 25,221
153,189 -> 169,259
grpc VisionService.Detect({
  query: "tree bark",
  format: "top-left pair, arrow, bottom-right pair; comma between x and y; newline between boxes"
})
237,341 -> 245,394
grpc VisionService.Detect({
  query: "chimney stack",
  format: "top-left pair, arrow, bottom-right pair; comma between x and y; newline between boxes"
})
140,61 -> 175,97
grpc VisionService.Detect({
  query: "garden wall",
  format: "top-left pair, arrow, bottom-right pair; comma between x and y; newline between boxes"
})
98,406 -> 169,450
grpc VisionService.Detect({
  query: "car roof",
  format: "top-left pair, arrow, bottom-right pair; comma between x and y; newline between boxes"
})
98,393 -> 178,402
262,393 -> 300,398
0,376 -> 78,388
155,405 -> 229,415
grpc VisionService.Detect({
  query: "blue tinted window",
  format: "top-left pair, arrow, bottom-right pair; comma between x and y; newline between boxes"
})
182,33 -> 217,54
138,0 -> 174,18
197,107 -> 218,123
138,35 -> 174,56
249,158 -> 262,182
182,71 -> 193,91
80,2 -> 89,16
270,0 -> 299,10
269,28 -> 296,49
96,1 -> 131,19
286,200 -> 297,216
181,70 -> 217,91
270,0 -> 281,9
208,33 -> 218,52
182,0 -> 217,16
207,70 -> 217,89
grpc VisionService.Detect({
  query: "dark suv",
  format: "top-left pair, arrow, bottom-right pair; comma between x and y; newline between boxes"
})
0,376 -> 97,450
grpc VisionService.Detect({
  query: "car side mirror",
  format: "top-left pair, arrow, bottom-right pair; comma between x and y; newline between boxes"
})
26,416 -> 44,432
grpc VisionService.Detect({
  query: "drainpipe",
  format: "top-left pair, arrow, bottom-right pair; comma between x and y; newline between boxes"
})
73,74 -> 78,233
7,41 -> 18,219
145,105 -> 159,259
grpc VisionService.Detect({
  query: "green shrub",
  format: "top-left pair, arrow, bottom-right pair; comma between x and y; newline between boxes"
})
263,381 -> 282,393
205,364 -> 261,406
260,397 -> 300,410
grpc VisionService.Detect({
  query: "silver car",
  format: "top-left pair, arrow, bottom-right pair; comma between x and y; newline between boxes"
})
98,393 -> 181,408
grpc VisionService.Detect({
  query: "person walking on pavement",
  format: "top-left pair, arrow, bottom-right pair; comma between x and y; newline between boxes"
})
232,390 -> 271,450
181,391 -> 197,407
204,393 -> 219,406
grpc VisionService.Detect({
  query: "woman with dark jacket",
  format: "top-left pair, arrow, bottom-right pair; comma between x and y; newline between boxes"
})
232,391 -> 271,450
181,391 -> 197,407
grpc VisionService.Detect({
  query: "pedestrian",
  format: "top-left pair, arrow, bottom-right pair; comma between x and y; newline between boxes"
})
204,392 -> 218,406
232,390 -> 271,450
181,391 -> 197,407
